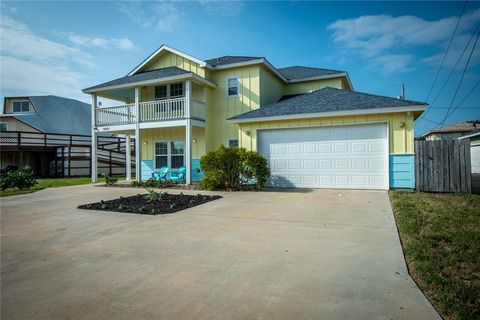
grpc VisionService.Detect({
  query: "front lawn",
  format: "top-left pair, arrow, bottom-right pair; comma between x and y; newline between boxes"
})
390,191 -> 480,320
0,177 -> 108,197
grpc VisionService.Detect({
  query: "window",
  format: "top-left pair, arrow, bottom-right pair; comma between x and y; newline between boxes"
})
12,101 -> 29,113
154,141 -> 185,170
0,123 -> 7,132
155,142 -> 168,169
228,139 -> 239,148
170,141 -> 185,169
442,133 -> 453,140
154,85 -> 167,100
170,83 -> 183,97
227,77 -> 239,96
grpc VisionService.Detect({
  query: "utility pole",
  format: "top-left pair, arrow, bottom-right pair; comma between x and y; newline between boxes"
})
401,82 -> 405,99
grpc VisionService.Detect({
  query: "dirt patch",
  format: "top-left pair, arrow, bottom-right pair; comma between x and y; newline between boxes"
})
78,192 -> 222,215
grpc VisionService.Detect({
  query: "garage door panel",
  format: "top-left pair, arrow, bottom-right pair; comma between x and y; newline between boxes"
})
259,123 -> 388,190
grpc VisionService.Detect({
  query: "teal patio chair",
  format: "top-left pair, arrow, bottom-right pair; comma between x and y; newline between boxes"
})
152,166 -> 169,180
165,166 -> 186,183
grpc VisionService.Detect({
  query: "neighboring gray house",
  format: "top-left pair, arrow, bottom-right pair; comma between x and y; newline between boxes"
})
0,95 -> 130,177
459,129 -> 480,174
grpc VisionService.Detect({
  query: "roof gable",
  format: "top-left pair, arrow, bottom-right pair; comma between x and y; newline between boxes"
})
128,45 -> 207,76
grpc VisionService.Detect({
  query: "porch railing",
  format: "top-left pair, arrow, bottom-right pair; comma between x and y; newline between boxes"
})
94,97 -> 206,126
95,104 -> 136,126
139,97 -> 185,122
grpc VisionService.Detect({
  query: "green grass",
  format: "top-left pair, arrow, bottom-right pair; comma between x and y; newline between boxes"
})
0,176 -> 108,197
390,191 -> 480,320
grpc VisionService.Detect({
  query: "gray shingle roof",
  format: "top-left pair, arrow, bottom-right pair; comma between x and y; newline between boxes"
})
277,66 -> 346,80
228,87 -> 427,121
1,96 -> 91,135
205,56 -> 263,67
83,66 -> 190,92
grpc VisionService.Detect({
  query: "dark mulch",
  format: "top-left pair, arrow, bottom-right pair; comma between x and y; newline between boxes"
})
78,192 -> 222,215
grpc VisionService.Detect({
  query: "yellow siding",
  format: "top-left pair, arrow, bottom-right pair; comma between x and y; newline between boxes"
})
238,112 -> 415,154
139,51 -> 207,78
283,77 -> 344,95
206,65 -> 261,151
140,127 -> 206,160
259,66 -> 284,106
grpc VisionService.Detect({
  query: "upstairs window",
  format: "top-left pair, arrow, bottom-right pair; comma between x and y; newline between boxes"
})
13,101 -> 29,113
170,82 -> 183,98
227,77 -> 239,97
154,85 -> 167,100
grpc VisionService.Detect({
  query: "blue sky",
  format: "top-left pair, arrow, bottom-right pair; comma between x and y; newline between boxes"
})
1,1 -> 479,135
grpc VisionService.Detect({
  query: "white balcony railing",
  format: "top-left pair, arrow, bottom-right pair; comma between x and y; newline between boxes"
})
139,97 -> 185,122
95,97 -> 206,127
191,99 -> 206,120
95,104 -> 136,126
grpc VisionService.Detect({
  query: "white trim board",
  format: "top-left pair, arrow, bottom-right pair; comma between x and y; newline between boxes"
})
228,105 -> 428,124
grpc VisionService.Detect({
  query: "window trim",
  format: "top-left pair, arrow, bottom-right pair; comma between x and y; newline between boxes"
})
226,76 -> 240,97
12,100 -> 30,113
228,138 -> 239,148
153,82 -> 185,100
154,140 -> 185,170
0,122 -> 7,132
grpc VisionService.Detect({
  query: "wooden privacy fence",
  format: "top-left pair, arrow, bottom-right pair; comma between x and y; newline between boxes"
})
415,140 -> 471,193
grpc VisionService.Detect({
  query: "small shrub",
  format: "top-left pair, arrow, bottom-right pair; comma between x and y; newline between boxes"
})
105,174 -> 118,186
131,181 -> 143,187
144,189 -> 161,202
138,206 -> 145,213
199,145 -> 270,191
0,166 -> 38,191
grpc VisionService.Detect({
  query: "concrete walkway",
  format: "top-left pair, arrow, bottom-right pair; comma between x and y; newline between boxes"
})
1,185 -> 440,319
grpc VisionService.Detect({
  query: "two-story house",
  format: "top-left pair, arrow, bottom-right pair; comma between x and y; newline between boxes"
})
83,45 -> 427,190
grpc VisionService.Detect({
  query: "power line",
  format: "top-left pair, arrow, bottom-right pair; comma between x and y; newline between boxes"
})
425,0 -> 468,102
416,23 -> 480,123
436,30 -> 480,128
444,80 -> 480,119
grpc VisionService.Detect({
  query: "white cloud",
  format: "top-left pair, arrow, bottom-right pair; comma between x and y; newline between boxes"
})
0,15 -> 91,101
199,0 -> 244,16
68,33 -> 135,50
115,1 -> 182,31
327,9 -> 480,73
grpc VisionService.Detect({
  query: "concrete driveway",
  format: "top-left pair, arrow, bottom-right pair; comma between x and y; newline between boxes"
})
1,185 -> 440,320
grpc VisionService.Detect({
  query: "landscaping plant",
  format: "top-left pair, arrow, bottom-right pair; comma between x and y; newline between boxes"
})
0,166 -> 38,191
105,174 -> 118,186
199,145 -> 270,191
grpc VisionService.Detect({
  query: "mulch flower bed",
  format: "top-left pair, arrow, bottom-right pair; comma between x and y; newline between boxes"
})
78,192 -> 221,215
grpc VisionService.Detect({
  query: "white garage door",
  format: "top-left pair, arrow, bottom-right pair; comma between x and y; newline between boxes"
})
258,123 -> 389,190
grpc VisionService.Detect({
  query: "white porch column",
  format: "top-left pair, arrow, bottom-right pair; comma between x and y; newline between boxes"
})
125,135 -> 131,181
91,94 -> 98,183
135,87 -> 141,181
185,80 -> 192,185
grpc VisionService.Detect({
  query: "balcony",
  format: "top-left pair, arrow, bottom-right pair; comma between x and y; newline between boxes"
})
95,97 -> 206,127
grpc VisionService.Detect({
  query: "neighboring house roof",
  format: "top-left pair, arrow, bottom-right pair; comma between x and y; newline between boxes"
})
205,56 -> 263,67
1,96 -> 91,135
228,87 -> 428,123
277,66 -> 346,80
422,120 -> 479,137
458,128 -> 480,140
84,67 -> 191,92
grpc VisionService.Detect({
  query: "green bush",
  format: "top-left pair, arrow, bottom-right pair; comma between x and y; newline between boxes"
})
199,145 -> 270,191
0,166 -> 38,191
105,174 -> 118,186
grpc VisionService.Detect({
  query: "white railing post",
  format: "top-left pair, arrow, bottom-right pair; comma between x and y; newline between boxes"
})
185,81 -> 192,185
126,135 -> 131,181
91,94 -> 98,183
135,87 -> 141,181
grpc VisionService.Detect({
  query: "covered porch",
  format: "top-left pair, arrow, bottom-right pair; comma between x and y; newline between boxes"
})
84,69 -> 215,185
